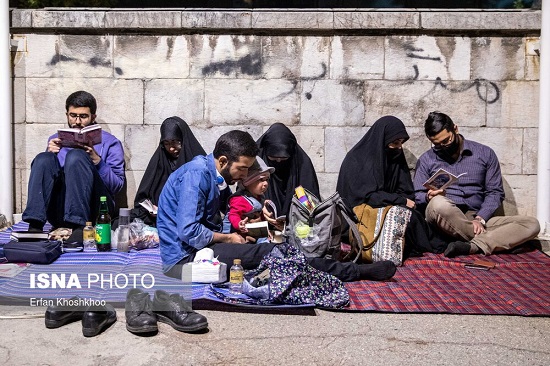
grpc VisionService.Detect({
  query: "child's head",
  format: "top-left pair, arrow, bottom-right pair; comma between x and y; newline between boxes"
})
242,156 -> 275,196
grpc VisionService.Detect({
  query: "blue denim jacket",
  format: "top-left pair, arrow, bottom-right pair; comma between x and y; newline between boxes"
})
157,154 -> 229,273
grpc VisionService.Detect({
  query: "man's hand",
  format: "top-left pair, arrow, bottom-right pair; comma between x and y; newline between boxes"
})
47,138 -> 62,153
82,143 -> 101,165
405,198 -> 416,209
472,216 -> 487,235
426,188 -> 445,202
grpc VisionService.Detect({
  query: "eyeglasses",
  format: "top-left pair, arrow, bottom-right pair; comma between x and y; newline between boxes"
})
432,133 -> 456,149
68,113 -> 91,120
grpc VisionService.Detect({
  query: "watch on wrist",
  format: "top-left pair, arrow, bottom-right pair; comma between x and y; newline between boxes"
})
475,216 -> 486,226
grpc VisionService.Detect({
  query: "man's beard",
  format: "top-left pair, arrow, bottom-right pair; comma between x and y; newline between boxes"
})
220,164 -> 233,184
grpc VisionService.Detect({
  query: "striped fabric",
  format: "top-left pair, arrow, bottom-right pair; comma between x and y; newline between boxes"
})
344,251 -> 550,315
3,222 -> 550,315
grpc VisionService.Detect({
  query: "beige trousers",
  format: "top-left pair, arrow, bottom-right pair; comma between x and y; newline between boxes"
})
425,196 -> 540,254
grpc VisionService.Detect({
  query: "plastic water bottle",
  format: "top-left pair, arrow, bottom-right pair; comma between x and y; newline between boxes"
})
83,221 -> 96,250
117,208 -> 131,253
229,259 -> 244,294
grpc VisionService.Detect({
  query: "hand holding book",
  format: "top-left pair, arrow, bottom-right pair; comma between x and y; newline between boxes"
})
423,168 -> 467,191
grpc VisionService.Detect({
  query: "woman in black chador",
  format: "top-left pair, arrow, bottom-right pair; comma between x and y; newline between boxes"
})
131,116 -> 205,226
256,123 -> 320,216
336,115 -> 446,256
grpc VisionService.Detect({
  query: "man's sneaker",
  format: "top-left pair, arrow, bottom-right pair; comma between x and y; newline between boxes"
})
152,290 -> 208,332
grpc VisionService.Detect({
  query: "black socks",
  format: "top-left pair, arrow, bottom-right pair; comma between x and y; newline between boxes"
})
444,241 -> 480,258
26,219 -> 45,232
358,261 -> 397,281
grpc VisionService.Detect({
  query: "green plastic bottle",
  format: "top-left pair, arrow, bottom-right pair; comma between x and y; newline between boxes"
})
95,196 -> 111,252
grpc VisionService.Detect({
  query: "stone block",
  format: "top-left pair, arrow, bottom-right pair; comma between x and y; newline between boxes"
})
10,9 -> 32,28
330,36 -> 384,80
182,11 -> 251,29
124,125 -> 160,171
32,10 -> 105,28
19,169 -> 31,214
460,127 -> 523,175
188,35 -> 262,79
421,11 -> 540,31
125,170 -> 144,209
324,126 -> 369,174
56,35 -> 113,78
26,78 -> 144,125
251,11 -> 332,30
486,81 -> 539,128
334,11 -> 419,29
289,126 -> 325,173
204,79 -> 299,125
523,128 -> 538,175
318,172 -> 339,200
191,125 -> 264,154
13,78 -> 26,124
261,37 -> 330,79
13,123 -> 27,169
502,174 -> 538,217
364,81 -> 485,128
471,37 -> 524,81
114,35 -> 189,79
144,79 -> 205,126
105,11 -> 181,29
526,55 -> 540,81
14,169 -> 23,214
13,34 -> 58,78
20,123 -> 64,169
301,80 -> 365,127
385,36 -> 471,81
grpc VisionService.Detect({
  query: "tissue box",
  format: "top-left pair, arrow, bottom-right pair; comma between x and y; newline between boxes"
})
182,247 -> 227,283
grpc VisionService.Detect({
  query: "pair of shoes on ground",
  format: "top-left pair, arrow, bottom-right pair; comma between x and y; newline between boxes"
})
126,289 -> 208,335
45,297 -> 117,337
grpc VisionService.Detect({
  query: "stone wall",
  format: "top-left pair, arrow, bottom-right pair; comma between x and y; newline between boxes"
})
9,9 -> 541,216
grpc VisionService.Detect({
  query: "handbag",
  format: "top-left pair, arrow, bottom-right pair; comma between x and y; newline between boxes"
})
351,204 -> 411,266
284,189 -> 362,262
4,240 -> 62,264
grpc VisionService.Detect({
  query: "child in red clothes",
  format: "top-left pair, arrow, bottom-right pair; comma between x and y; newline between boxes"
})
223,157 -> 284,242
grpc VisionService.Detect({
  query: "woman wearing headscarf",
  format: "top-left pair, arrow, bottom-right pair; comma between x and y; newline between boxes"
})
257,123 -> 320,216
131,116 -> 206,226
336,116 -> 446,255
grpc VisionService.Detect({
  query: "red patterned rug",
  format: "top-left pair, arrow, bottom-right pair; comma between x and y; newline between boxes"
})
344,250 -> 550,316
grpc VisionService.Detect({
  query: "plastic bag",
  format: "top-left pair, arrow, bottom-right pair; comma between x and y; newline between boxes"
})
129,218 -> 159,250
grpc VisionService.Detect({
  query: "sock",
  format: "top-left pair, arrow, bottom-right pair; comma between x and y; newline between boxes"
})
25,219 -> 45,232
469,242 -> 480,254
358,261 -> 397,281
444,241 -> 472,258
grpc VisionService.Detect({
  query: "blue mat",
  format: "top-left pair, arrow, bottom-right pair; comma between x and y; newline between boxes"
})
0,223 -> 313,314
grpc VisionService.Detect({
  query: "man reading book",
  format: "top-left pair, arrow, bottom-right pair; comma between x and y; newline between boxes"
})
413,111 -> 540,257
158,130 -> 396,282
22,91 -> 125,244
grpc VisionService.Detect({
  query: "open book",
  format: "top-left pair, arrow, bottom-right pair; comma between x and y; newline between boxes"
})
139,199 -> 158,215
423,168 -> 467,191
265,200 -> 286,222
57,124 -> 102,148
245,221 -> 269,238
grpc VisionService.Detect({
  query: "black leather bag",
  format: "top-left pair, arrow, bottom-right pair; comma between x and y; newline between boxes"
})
4,240 -> 62,264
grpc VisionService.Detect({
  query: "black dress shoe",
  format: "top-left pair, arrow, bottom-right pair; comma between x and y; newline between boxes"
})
45,296 -> 86,329
82,304 -> 117,337
125,289 -> 158,334
152,290 -> 208,332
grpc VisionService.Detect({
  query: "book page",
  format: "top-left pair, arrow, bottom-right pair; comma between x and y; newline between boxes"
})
423,169 -> 466,191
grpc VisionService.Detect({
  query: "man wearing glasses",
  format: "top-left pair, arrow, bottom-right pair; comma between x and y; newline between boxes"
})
22,91 -> 125,246
413,111 -> 540,258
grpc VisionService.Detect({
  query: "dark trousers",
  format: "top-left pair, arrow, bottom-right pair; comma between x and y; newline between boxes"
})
165,242 -> 361,282
22,150 -> 113,228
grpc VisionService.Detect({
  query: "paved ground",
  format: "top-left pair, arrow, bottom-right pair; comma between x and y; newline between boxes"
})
1,304 -> 550,365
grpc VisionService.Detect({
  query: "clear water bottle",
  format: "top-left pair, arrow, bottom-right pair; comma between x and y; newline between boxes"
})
83,221 -> 96,250
229,259 -> 244,294
117,208 -> 131,253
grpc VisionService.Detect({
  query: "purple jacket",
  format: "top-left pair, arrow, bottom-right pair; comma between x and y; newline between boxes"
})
47,130 -> 125,196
